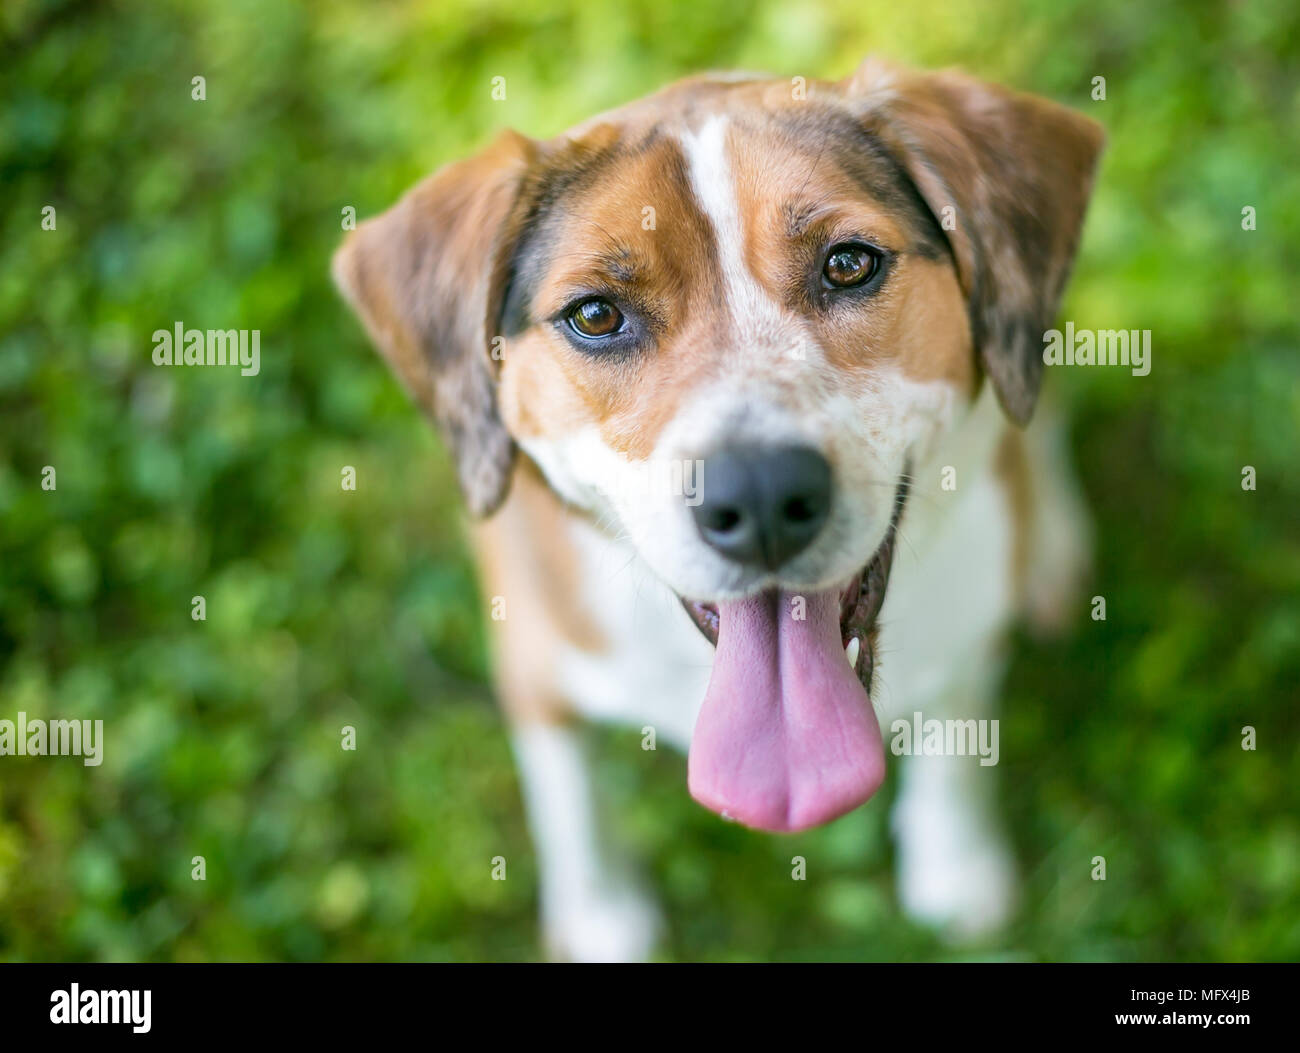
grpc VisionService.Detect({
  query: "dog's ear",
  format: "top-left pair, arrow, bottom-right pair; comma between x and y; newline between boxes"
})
332,129 -> 537,516
844,58 -> 1105,424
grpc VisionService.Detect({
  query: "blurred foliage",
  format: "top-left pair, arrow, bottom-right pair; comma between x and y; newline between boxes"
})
0,0 -> 1297,961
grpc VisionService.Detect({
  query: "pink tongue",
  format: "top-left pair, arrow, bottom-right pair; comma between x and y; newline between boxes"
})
688,588 -> 885,832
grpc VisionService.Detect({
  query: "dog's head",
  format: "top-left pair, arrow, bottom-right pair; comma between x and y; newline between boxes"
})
335,58 -> 1103,831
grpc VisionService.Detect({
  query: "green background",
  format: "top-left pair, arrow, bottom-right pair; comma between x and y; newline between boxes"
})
1,0 -> 1297,961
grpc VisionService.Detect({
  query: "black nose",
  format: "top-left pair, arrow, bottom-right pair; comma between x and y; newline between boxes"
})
691,445 -> 833,570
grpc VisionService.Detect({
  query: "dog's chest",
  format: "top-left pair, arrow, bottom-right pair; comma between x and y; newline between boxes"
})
552,512 -> 715,750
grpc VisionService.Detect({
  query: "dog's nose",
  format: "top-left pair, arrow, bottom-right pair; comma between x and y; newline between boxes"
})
691,445 -> 832,569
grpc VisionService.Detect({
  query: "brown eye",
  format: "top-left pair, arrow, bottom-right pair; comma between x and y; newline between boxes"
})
822,244 -> 878,288
567,298 -> 624,338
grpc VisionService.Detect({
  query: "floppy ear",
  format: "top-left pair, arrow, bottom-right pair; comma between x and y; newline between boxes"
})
332,129 -> 537,516
845,58 -> 1105,424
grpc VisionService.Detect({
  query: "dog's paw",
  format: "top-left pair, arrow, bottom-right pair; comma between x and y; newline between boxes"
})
542,883 -> 662,963
896,835 -> 1017,941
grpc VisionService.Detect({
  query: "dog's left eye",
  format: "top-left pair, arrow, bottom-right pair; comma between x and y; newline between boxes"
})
822,244 -> 879,288
566,297 -> 624,338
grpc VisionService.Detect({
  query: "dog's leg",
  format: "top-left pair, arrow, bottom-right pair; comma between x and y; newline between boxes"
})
510,721 -> 661,962
878,408 -> 1021,939
889,651 -> 1017,939
886,396 -> 1089,937
472,465 -> 664,961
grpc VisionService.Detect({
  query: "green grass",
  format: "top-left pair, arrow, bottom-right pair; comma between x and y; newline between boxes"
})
0,0 -> 1297,961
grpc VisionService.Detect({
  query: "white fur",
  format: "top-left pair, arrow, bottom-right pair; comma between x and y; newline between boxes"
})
554,510 -> 713,751
680,116 -> 793,345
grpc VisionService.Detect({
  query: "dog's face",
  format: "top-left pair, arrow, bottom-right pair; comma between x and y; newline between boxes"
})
336,58 -> 1103,831
495,96 -> 974,606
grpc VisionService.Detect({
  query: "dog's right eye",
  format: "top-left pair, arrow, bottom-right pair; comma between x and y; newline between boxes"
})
566,298 -> 625,339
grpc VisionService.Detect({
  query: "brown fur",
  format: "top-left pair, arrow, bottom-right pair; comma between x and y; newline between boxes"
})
468,457 -> 605,724
497,132 -> 725,461
995,425 -> 1034,600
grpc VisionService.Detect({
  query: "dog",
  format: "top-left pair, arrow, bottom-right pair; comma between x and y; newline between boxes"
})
333,56 -> 1103,961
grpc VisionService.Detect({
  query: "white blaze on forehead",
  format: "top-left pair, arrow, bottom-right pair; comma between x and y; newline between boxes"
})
678,115 -> 793,346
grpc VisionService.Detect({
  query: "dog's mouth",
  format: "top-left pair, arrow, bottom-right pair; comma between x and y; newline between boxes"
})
680,476 -> 909,691
677,477 -> 909,833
